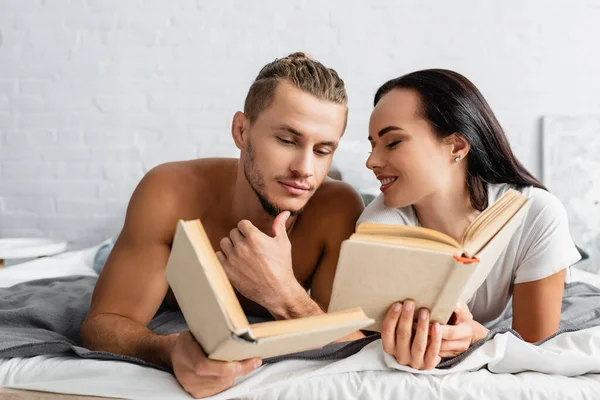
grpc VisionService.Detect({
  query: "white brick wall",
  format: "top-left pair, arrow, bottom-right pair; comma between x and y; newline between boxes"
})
1,0 -> 600,248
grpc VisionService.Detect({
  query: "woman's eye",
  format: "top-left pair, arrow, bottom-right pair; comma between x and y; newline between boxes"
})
277,137 -> 294,145
386,140 -> 401,149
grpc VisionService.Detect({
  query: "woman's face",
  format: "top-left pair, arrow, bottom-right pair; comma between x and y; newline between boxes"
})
366,88 -> 455,208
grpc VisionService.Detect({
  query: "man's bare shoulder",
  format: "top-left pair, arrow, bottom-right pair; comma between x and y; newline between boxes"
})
305,178 -> 365,221
137,158 -> 237,202
123,158 -> 238,242
143,158 -> 237,186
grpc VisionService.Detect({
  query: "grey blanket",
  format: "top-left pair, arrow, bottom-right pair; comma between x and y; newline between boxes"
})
0,275 -> 599,372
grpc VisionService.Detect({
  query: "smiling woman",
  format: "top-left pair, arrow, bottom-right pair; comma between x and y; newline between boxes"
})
359,69 -> 581,371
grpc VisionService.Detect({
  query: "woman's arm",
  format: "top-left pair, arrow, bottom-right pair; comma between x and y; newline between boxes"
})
512,269 -> 566,342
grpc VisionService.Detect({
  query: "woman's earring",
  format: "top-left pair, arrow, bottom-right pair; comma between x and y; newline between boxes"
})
454,156 -> 462,163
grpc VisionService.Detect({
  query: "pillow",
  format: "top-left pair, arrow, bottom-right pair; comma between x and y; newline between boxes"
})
92,238 -> 116,274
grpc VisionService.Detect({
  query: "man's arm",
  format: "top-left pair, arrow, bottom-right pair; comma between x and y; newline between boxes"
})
309,182 -> 366,341
309,182 -> 364,311
80,166 -> 180,366
81,164 -> 263,398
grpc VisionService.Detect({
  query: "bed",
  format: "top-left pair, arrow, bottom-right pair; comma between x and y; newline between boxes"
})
1,245 -> 599,400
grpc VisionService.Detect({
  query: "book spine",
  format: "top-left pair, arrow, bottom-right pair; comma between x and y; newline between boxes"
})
429,259 -> 477,323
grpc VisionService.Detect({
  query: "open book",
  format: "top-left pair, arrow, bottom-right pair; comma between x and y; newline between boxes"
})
165,220 -> 373,362
327,188 -> 532,331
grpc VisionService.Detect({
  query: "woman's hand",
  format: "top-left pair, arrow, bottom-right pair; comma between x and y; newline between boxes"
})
381,301 -> 489,370
381,300 -> 442,370
439,303 -> 489,358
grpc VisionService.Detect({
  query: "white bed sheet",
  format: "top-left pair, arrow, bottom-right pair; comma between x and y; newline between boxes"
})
1,250 -> 599,400
0,242 -> 102,289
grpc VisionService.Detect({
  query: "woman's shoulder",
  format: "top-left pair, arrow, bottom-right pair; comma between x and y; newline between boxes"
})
491,183 -> 572,252
491,184 -> 581,284
356,193 -> 417,228
489,183 -> 566,216
525,186 -> 567,214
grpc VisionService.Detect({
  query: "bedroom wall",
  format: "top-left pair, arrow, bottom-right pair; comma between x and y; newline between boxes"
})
1,0 -> 600,247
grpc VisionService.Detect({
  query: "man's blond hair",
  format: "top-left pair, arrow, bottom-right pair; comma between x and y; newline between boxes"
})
243,52 -> 348,129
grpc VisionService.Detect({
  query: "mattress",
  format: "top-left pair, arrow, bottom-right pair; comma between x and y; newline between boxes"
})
1,246 -> 598,400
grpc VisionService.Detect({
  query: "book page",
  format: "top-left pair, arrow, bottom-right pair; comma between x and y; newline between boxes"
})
458,200 -> 532,301
460,191 -> 514,244
249,308 -> 368,339
461,189 -> 529,257
356,222 -> 461,249
351,233 -> 458,254
209,316 -> 373,361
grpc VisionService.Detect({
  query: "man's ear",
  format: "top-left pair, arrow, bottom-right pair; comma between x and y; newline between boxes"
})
231,111 -> 249,150
448,132 -> 470,160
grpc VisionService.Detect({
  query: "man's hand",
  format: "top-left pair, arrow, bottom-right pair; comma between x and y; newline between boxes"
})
171,331 -> 262,398
216,211 -> 303,313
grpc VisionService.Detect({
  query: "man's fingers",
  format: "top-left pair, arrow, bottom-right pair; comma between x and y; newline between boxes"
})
196,359 -> 261,398
272,211 -> 291,239
235,358 -> 262,377
216,358 -> 262,379
216,251 -> 226,265
381,303 -> 402,355
237,219 -> 262,240
220,237 -> 234,257
174,331 -> 259,399
229,228 -> 244,246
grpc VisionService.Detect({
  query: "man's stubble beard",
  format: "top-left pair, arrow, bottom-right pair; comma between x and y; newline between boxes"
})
243,139 -> 307,218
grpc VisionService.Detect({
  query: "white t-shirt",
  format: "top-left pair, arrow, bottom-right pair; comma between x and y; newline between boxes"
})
357,183 -> 582,324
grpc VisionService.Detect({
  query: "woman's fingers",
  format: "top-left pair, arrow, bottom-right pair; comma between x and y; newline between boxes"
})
394,300 -> 415,365
439,338 -> 472,358
381,301 -> 454,370
452,303 -> 473,324
423,323 -> 442,370
440,322 -> 472,341
381,302 -> 402,355
408,308 -> 430,369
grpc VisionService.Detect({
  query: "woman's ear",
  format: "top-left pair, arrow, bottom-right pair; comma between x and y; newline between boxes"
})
231,111 -> 249,150
449,133 -> 470,162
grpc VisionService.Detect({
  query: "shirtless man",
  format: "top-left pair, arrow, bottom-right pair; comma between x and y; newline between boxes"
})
80,53 -> 365,398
